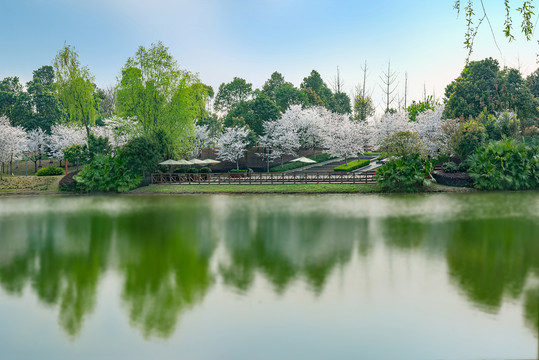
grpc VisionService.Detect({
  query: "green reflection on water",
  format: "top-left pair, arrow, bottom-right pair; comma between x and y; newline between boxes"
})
0,193 -> 537,342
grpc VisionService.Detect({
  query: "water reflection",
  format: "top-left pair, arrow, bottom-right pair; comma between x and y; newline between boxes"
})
0,194 -> 537,344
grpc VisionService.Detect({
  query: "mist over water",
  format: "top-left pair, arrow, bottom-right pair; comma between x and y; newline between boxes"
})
0,193 -> 537,360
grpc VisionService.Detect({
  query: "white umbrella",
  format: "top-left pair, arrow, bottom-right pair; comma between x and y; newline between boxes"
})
291,157 -> 316,164
176,159 -> 193,165
159,159 -> 183,165
201,159 -> 221,165
189,159 -> 207,165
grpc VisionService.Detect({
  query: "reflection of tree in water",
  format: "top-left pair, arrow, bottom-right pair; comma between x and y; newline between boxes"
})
445,218 -> 539,313
524,288 -> 538,338
0,213 -> 113,337
219,211 -> 369,295
116,210 -> 215,339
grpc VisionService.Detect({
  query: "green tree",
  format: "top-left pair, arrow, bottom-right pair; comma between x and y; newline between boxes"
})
26,66 -> 64,132
330,92 -> 352,114
116,41 -> 208,158
261,72 -> 287,101
353,93 -> 375,121
300,70 -> 332,107
526,68 -> 539,97
53,44 -> 97,140
274,83 -> 308,112
0,77 -> 34,128
214,77 -> 253,113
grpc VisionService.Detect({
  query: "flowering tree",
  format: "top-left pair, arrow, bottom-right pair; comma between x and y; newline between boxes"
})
368,111 -> 411,149
216,127 -> 250,169
321,111 -> 368,164
26,128 -> 48,172
193,124 -> 211,158
0,117 -> 27,179
92,116 -> 140,151
412,105 -> 446,157
48,124 -> 87,163
262,114 -> 300,167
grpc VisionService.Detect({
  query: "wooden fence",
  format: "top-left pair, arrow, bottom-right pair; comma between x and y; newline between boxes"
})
151,171 -> 377,185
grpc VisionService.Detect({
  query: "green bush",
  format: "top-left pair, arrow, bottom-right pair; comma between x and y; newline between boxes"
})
458,160 -> 471,172
74,154 -> 141,193
442,162 -> 458,173
375,155 -> 434,192
380,131 -> 425,158
121,135 -> 167,175
229,169 -> 248,173
173,168 -> 186,173
186,167 -> 199,174
468,138 -> 539,190
453,120 -> 487,159
334,159 -> 370,172
36,166 -> 64,176
199,167 -> 212,173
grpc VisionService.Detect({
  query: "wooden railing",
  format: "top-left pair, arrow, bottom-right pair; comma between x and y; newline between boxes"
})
151,172 -> 377,185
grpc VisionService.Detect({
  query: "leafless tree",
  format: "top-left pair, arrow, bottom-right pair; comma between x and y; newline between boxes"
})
379,60 -> 398,112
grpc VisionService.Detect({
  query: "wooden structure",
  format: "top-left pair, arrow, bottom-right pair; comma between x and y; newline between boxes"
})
151,171 -> 377,185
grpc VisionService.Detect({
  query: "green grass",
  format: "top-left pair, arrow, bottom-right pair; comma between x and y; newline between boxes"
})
364,152 -> 381,156
133,183 -> 379,194
334,159 -> 371,172
269,153 -> 333,172
0,175 -> 62,193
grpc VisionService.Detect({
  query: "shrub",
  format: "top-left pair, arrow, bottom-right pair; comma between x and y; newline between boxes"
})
442,161 -> 458,173
375,154 -> 434,192
59,170 -> 81,192
64,144 -> 88,168
121,135 -> 167,175
380,131 -> 424,158
458,160 -> 471,172
334,159 -> 370,172
229,169 -> 248,173
36,166 -> 64,176
199,167 -> 212,173
468,138 -> 538,190
74,153 -> 141,193
173,168 -> 186,173
452,120 -> 487,159
186,167 -> 199,174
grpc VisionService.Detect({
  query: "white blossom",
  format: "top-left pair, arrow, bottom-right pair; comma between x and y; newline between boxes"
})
216,127 -> 250,169
0,117 -> 27,178
367,111 -> 411,148
193,124 -> 211,158
412,105 -> 446,157
48,124 -> 87,161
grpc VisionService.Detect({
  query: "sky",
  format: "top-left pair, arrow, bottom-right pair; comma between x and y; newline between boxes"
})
0,0 -> 537,111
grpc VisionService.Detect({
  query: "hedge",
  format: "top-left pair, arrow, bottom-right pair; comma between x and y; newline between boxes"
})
36,166 -> 64,176
229,169 -> 248,173
334,159 -> 370,172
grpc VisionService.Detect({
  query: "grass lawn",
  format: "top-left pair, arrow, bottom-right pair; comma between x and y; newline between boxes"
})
133,183 -> 380,194
0,175 -> 62,194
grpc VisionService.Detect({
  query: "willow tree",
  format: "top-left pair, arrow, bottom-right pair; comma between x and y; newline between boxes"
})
53,44 -> 96,141
117,41 -> 209,157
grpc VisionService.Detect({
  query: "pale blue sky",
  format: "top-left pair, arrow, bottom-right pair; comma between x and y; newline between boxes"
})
0,0 -> 537,109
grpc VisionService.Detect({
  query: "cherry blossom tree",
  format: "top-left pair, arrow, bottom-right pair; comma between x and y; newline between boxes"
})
368,111 -> 411,149
91,116 -> 140,151
0,117 -> 27,179
412,105 -> 446,157
193,124 -> 211,158
216,127 -> 250,169
262,114 -> 300,167
26,128 -> 48,173
48,124 -> 87,163
321,111 -> 368,164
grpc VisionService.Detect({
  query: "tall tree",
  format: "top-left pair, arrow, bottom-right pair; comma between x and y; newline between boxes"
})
214,77 -> 253,113
53,44 -> 97,140
300,70 -> 333,108
26,65 -> 64,132
380,60 -> 398,113
116,41 -> 209,157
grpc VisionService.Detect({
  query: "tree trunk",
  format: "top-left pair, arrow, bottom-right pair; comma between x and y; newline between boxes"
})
34,160 -> 38,173
236,159 -> 239,170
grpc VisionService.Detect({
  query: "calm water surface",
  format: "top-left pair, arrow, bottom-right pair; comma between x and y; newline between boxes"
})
0,193 -> 538,360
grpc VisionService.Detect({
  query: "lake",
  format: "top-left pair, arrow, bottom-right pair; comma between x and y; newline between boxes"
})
0,193 -> 537,360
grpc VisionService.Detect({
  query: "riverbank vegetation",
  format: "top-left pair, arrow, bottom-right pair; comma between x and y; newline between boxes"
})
0,42 -> 538,194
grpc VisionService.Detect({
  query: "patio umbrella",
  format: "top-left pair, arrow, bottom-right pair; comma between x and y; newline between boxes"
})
159,159 -> 183,172
201,159 -> 221,165
176,159 -> 193,165
291,156 -> 316,164
189,159 -> 207,167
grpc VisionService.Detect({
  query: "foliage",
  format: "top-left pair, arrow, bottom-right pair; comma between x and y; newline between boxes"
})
334,159 -> 370,172
375,154 -> 434,193
35,166 -> 64,176
121,135 -> 167,175
186,167 -> 199,174
452,120 -> 487,159
442,161 -> 458,173
87,133 -> 112,159
458,159 -> 471,172
228,169 -> 247,173
380,131 -> 424,158
216,127 -> 250,169
116,41 -> 207,157
353,93 -> 375,121
407,96 -> 435,121
53,44 -> 96,139
214,77 -> 253,113
199,167 -> 211,173
63,144 -> 87,167
74,153 -> 141,192
467,138 -> 539,190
